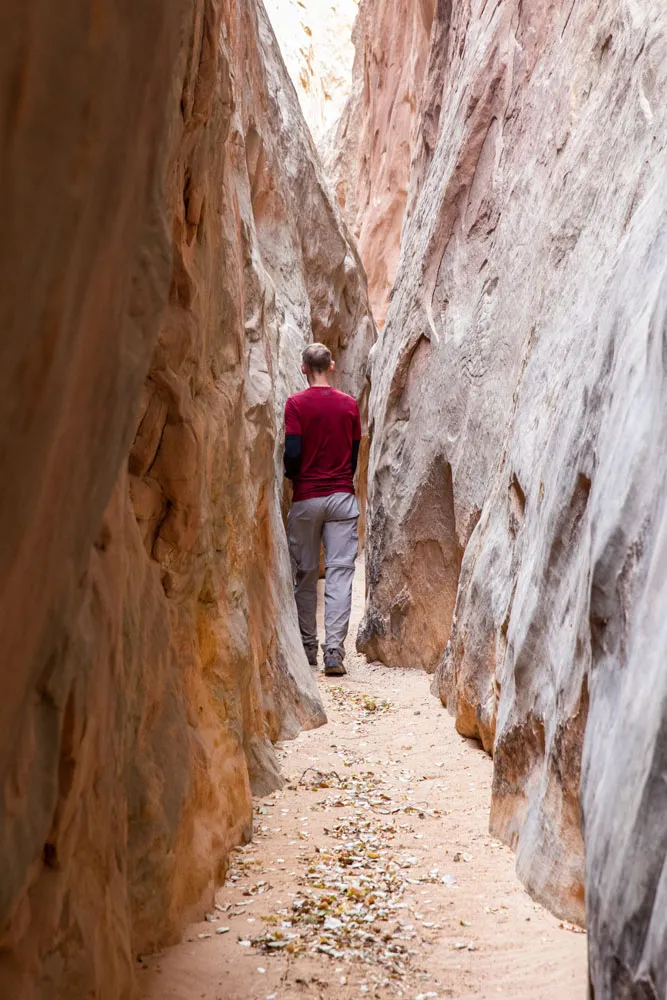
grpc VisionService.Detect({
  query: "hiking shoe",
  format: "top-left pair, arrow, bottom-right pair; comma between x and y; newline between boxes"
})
323,650 -> 347,676
303,644 -> 318,667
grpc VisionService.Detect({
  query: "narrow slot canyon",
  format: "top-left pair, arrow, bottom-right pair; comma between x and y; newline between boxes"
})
1,2 -> 666,999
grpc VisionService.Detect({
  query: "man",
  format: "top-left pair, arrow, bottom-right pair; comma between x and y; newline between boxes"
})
284,343 -> 361,677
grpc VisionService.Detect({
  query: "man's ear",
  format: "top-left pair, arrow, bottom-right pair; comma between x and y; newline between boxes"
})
330,360 -> 336,372
301,363 -> 307,374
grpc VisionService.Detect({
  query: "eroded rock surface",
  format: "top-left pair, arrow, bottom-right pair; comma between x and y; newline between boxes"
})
263,0 -> 358,147
0,1 -> 373,997
326,0 -> 436,327
360,0 -> 667,982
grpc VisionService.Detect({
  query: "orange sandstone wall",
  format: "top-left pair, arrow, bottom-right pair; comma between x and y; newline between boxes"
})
0,2 -> 374,997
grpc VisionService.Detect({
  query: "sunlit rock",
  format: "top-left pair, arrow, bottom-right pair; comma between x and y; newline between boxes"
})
361,1 -> 667,978
0,1 -> 373,996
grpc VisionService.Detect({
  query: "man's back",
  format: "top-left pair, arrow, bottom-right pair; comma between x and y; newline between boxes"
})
285,386 -> 361,502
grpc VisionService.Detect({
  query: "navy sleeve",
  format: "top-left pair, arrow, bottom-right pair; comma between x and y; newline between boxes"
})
351,439 -> 360,477
284,434 -> 302,480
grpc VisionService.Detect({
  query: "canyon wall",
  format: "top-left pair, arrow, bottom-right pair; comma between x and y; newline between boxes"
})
263,0 -> 358,148
325,0 -> 436,328
358,0 -> 667,989
0,2 -> 373,998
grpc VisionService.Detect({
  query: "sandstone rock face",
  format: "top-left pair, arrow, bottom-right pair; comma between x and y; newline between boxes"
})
0,1 -> 373,997
263,0 -> 358,147
360,0 -> 667,979
325,0 -> 436,327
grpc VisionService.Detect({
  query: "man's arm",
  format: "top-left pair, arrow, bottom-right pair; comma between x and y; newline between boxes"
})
351,401 -> 362,478
284,434 -> 302,480
351,439 -> 360,477
284,397 -> 302,480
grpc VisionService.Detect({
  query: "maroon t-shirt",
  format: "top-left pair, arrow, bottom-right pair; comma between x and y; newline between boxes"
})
285,387 -> 361,501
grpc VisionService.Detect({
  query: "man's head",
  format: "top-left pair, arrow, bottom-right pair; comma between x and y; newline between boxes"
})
302,343 -> 335,384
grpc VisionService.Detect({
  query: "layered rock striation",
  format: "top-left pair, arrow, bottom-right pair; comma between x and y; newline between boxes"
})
325,0 -> 437,328
359,0 -> 667,987
263,0 -> 359,148
0,2 -> 373,997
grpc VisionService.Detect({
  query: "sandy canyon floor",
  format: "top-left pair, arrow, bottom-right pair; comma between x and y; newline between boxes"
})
141,566 -> 586,1000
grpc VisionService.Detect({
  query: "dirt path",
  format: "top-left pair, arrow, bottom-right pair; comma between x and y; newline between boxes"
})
141,565 -> 586,1000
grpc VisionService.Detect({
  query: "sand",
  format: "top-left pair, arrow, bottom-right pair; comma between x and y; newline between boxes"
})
140,564 -> 587,1000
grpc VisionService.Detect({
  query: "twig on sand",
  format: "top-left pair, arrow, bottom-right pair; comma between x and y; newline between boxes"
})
298,767 -> 343,787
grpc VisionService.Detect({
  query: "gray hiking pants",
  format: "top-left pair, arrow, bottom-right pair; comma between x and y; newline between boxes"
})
287,492 -> 359,659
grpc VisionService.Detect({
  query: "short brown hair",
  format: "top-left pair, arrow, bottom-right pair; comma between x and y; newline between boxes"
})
302,342 -> 332,374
